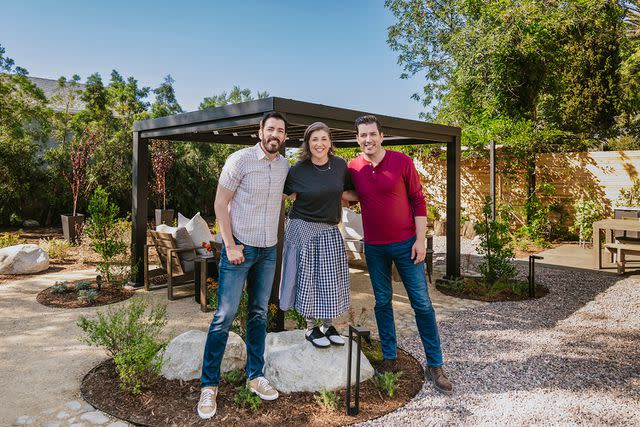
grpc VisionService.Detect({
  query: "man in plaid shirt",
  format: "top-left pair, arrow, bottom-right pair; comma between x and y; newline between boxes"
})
198,112 -> 289,419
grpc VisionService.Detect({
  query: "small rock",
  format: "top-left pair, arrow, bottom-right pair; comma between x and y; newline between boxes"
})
66,401 -> 83,411
43,422 -> 62,427
56,411 -> 70,419
69,423 -> 87,427
22,219 -> 39,227
160,330 -> 246,381
106,423 -> 129,427
0,244 -> 49,274
12,415 -> 34,425
80,411 -> 110,425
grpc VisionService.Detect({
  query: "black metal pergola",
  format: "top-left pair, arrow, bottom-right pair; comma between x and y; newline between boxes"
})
131,97 -> 462,290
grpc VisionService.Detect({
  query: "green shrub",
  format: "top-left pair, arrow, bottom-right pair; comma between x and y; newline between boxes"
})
84,186 -> 127,286
221,368 -> 245,385
372,371 -> 403,398
74,280 -> 92,291
475,198 -> 517,285
39,238 -> 74,260
285,307 -> 307,330
52,282 -> 69,294
362,339 -> 383,364
78,289 -> 98,302
234,384 -> 262,411
618,178 -> 640,206
77,298 -> 168,394
314,389 -> 340,411
571,197 -> 606,242
0,231 -> 25,248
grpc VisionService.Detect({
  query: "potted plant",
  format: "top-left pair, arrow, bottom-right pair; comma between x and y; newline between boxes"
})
151,139 -> 174,226
61,126 -> 101,243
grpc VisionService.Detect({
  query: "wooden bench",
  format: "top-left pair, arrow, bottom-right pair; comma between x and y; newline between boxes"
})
604,242 -> 640,274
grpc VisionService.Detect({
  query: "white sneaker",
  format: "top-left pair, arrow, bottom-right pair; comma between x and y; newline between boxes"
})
305,326 -> 331,347
249,376 -> 279,400
197,386 -> 217,419
322,325 -> 345,346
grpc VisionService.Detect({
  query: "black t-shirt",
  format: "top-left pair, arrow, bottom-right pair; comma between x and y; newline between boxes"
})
284,156 -> 354,224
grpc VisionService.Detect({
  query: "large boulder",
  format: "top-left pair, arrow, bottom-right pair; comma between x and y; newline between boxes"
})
160,330 -> 246,381
263,330 -> 375,393
0,244 -> 49,274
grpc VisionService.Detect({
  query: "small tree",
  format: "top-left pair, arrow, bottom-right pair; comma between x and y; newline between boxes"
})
63,126 -> 101,216
475,197 -> 517,285
150,139 -> 173,210
84,186 -> 127,285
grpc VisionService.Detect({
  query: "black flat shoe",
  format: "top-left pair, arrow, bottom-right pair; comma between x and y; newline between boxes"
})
322,325 -> 345,346
305,326 -> 331,348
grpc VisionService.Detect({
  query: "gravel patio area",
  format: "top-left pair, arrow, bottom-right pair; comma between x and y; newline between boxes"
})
362,262 -> 640,426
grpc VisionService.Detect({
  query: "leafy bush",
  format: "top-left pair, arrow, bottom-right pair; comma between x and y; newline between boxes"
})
234,384 -> 262,411
372,371 -> 403,398
52,282 -> 69,294
362,339 -> 383,364
314,389 -> 340,411
571,197 -> 607,242
475,198 -> 517,285
221,368 -> 245,385
285,307 -> 307,330
78,289 -> 98,302
84,186 -> 127,285
0,231 -> 25,248
77,298 -> 168,394
618,178 -> 640,207
74,280 -> 92,291
39,238 -> 74,260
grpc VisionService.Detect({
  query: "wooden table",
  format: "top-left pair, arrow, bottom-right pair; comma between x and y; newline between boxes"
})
592,218 -> 640,268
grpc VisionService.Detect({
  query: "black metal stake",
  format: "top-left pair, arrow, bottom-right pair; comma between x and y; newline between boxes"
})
346,325 -> 370,416
528,255 -> 543,298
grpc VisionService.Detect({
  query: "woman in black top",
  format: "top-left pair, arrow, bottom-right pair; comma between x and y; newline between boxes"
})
280,122 -> 353,347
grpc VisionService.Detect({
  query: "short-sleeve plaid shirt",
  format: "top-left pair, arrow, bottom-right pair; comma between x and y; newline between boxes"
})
218,143 -> 289,247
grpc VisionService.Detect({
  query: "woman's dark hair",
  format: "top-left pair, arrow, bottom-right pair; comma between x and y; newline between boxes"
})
298,122 -> 335,161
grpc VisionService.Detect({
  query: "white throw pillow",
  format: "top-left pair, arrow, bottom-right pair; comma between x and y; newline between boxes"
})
155,224 -> 195,272
178,212 -> 214,256
340,207 -> 364,241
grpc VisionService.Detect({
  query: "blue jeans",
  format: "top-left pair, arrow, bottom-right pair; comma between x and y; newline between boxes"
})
364,236 -> 443,367
201,240 -> 276,387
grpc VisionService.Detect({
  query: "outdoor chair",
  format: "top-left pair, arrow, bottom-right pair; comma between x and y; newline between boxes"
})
144,230 -> 210,310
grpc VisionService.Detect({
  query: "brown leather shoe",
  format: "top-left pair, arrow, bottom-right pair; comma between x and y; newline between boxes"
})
425,366 -> 453,395
379,358 -> 400,373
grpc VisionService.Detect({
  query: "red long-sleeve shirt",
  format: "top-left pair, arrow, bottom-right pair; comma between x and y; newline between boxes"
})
348,150 -> 427,244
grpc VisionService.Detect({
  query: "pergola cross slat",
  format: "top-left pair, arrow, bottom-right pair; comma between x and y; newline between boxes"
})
131,97 -> 462,293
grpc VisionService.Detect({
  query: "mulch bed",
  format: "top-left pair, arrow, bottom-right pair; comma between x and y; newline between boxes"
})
436,278 -> 549,302
81,348 -> 424,427
36,281 -> 134,308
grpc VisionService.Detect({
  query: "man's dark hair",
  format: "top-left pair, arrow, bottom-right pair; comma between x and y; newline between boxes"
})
261,111 -> 288,133
354,115 -> 382,134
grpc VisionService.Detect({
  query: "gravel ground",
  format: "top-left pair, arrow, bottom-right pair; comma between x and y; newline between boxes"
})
360,261 -> 640,426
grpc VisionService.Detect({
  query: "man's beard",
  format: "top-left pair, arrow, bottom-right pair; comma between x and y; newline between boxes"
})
262,137 -> 283,154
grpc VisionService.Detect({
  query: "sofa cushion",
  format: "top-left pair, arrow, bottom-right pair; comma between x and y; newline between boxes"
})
155,224 -> 195,272
178,212 -> 214,256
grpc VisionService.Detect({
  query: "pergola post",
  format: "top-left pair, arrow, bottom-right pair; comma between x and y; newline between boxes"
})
131,131 -> 149,285
445,132 -> 461,279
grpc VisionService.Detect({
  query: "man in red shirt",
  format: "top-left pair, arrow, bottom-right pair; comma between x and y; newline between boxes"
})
348,115 -> 453,395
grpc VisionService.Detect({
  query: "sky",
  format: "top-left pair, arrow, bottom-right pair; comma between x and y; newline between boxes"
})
2,0 -> 426,119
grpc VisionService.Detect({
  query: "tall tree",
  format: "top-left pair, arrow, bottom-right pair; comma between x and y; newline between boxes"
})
151,75 -> 182,118
0,45 -> 51,224
200,85 -> 269,109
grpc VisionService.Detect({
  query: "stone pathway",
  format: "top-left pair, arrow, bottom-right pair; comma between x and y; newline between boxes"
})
4,261 -> 481,427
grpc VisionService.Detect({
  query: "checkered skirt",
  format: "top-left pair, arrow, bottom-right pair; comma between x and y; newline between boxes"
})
279,218 -> 350,318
